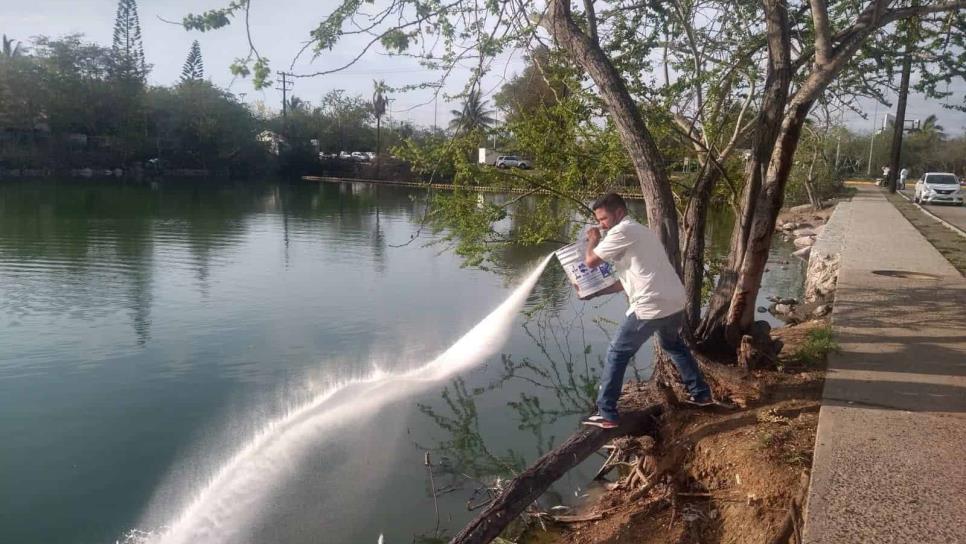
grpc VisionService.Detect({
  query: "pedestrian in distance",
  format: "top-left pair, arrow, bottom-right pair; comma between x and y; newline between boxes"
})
878,166 -> 890,187
578,193 -> 714,429
899,167 -> 909,190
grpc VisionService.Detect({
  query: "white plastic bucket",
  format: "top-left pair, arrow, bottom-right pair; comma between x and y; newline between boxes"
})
555,241 -> 617,299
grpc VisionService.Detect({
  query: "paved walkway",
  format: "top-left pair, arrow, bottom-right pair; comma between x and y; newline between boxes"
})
803,185 -> 966,543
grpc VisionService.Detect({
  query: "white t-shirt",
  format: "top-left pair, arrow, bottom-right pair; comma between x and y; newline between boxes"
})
593,217 -> 685,319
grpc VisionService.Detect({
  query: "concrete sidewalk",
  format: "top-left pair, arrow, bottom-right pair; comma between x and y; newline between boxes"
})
803,186 -> 966,543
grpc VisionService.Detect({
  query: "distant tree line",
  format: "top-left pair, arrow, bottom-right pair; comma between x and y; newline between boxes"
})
0,0 -> 441,178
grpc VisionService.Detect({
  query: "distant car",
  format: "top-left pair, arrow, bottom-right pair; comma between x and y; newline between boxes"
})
495,155 -> 530,169
350,151 -> 369,162
914,172 -> 964,206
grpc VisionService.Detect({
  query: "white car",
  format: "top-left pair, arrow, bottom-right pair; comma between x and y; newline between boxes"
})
495,155 -> 530,169
914,172 -> 964,206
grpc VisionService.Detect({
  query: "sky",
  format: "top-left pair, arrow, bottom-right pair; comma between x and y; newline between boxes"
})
3,0 -> 965,134
3,0 -> 522,129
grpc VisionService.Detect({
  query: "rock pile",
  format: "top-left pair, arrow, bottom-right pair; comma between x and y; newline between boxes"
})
776,212 -> 832,262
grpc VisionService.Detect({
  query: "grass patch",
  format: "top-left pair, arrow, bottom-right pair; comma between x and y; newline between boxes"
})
789,325 -> 839,366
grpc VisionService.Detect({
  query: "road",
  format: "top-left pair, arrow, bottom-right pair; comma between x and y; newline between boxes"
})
899,188 -> 966,232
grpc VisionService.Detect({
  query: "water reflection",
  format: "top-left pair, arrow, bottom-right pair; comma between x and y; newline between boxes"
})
0,178 -> 803,544
414,292 -> 618,515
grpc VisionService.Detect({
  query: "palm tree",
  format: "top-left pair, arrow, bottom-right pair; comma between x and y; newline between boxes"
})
2,34 -> 23,58
916,114 -> 946,142
448,90 -> 495,133
372,79 -> 388,176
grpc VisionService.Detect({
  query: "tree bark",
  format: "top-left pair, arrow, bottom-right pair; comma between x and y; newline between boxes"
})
696,0 -> 792,353
725,101 -> 813,342
887,36 -> 913,193
680,164 -> 721,332
544,0 -> 681,270
449,405 -> 663,544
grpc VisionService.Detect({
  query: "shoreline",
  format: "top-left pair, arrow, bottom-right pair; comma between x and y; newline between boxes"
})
301,175 -> 648,200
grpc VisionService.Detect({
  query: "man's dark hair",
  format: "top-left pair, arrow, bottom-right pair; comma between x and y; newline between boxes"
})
591,193 -> 627,213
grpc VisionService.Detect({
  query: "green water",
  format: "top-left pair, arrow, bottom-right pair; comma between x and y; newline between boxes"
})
0,179 -> 803,543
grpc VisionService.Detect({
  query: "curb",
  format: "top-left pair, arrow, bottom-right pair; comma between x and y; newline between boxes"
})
894,190 -> 966,239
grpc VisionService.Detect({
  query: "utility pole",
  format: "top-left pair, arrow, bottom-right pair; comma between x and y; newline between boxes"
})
276,72 -> 292,134
834,132 -> 841,172
887,32 -> 914,194
867,101 -> 878,176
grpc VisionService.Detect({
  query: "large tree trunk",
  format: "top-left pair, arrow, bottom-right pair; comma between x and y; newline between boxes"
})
680,164 -> 721,332
724,101 -> 813,343
695,0 -> 792,354
544,0 -> 681,269
696,0 -> 884,353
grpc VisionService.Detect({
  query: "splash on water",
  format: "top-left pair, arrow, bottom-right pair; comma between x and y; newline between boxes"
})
140,255 -> 552,544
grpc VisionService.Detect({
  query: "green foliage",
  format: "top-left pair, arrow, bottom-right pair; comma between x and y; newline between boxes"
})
786,121 -> 847,206
2,34 -> 23,58
492,47 -> 571,124
180,40 -> 204,83
789,326 -> 839,366
371,79 -> 388,120
314,89 -> 374,152
417,377 -> 526,480
826,122 -> 966,182
380,29 -> 413,52
110,0 -> 147,83
308,0 -> 366,52
228,56 -> 271,90
182,1 -> 249,32
0,33 -> 267,171
448,90 -> 495,133
150,81 -> 262,170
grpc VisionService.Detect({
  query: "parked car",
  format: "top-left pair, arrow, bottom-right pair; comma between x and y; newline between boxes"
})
495,155 -> 530,169
350,151 -> 370,162
914,172 -> 964,206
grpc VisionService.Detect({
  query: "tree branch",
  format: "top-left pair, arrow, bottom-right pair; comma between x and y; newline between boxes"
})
810,0 -> 834,66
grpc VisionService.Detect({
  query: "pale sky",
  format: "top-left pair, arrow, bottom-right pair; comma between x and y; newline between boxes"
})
3,0 -> 523,128
4,0 -> 965,134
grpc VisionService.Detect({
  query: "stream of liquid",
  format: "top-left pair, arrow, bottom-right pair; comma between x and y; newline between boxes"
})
142,255 -> 553,544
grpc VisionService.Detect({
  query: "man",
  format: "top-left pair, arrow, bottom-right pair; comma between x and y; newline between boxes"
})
580,193 -> 713,429
899,167 -> 909,190
879,166 -> 890,187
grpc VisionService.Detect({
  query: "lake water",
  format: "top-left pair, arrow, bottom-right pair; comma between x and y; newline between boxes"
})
0,179 -> 803,544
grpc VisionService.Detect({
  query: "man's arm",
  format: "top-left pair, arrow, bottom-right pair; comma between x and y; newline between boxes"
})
585,227 -> 604,268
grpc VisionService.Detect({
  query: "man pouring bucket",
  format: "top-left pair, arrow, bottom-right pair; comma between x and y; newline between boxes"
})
578,193 -> 714,429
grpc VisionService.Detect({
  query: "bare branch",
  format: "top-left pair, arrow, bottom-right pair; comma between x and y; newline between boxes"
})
810,0 -> 834,66
582,0 -> 599,44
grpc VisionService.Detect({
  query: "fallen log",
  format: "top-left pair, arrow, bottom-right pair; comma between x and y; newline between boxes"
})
449,404 -> 663,544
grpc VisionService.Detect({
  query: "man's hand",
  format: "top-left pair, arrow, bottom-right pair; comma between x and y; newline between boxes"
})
585,227 -> 603,268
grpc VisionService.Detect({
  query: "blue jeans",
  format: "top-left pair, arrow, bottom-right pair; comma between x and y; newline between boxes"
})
597,311 -> 711,421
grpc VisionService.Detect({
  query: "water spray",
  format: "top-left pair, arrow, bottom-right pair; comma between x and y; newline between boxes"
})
143,255 -> 553,544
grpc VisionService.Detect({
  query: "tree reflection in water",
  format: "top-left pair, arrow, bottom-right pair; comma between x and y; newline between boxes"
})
414,295 -> 626,541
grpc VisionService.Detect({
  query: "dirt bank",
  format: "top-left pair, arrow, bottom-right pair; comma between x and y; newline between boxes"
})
532,319 -> 832,544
